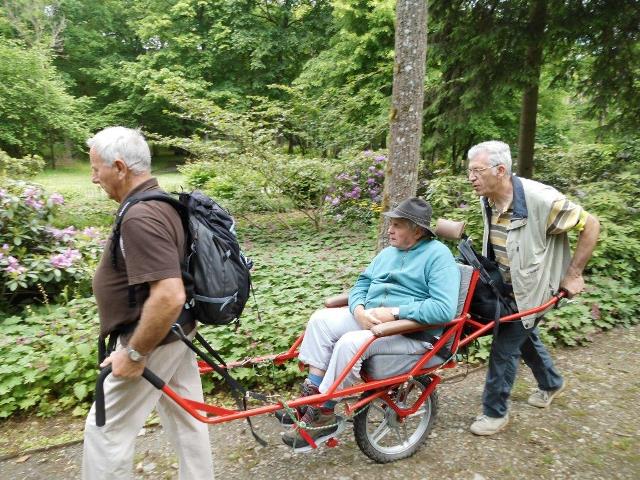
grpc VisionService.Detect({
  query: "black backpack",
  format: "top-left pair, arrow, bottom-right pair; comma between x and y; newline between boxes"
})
457,238 -> 518,335
111,189 -> 253,326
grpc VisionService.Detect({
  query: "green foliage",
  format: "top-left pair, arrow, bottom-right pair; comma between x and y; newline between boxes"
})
0,149 -> 45,178
0,297 -> 99,418
541,276 -> 640,347
158,91 -> 335,228
0,179 -> 103,310
0,39 -> 88,157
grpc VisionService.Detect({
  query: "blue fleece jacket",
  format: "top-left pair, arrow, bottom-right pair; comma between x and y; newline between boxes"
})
348,238 -> 460,335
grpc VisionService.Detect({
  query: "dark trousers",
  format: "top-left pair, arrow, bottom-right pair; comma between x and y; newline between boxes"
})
482,320 -> 563,418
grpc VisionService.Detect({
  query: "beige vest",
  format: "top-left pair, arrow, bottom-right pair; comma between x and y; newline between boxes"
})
481,177 -> 571,328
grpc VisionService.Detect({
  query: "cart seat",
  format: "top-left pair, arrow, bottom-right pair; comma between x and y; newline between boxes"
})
364,263 -> 473,380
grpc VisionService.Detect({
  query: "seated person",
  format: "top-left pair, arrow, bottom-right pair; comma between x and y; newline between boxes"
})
283,197 -> 460,448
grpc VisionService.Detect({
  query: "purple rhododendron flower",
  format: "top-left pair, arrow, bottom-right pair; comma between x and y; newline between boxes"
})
25,197 -> 44,210
366,177 -> 376,185
5,256 -> 26,275
336,173 -> 350,181
23,186 -> 39,197
363,150 -> 373,157
81,227 -> 101,239
344,186 -> 361,199
331,197 -> 340,206
1,244 -> 8,252
49,192 -> 64,205
374,155 -> 386,163
50,249 -> 82,269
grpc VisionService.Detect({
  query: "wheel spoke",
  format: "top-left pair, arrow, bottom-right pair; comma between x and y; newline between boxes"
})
392,425 -> 406,445
371,420 -> 392,444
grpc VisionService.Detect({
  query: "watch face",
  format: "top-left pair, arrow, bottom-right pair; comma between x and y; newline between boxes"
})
128,348 -> 143,362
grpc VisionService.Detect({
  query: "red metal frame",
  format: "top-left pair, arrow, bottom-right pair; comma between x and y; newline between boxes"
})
97,265 -> 565,449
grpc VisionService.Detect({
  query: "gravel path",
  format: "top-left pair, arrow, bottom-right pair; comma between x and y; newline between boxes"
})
2,324 -> 639,480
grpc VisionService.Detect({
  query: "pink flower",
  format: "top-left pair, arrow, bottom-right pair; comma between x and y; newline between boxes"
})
49,193 -> 64,205
50,249 -> 82,269
5,256 -> 26,275
23,186 -> 39,197
25,197 -> 44,210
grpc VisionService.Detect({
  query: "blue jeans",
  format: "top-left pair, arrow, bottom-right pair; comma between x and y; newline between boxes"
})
482,320 -> 563,418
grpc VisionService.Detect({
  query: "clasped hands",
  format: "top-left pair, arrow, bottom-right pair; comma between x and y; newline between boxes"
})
354,305 -> 396,330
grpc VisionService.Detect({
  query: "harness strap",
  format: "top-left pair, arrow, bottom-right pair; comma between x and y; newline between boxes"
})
170,325 -> 267,446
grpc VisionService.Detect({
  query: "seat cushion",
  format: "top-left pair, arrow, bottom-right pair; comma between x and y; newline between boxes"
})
364,353 -> 447,380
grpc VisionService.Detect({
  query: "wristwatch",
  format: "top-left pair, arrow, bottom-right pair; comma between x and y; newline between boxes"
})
391,307 -> 400,320
127,346 -> 147,362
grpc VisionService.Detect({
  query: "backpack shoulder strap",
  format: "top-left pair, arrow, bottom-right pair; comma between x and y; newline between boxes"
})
111,191 -> 188,270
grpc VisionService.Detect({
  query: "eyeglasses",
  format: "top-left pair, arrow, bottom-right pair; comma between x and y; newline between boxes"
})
467,165 -> 497,176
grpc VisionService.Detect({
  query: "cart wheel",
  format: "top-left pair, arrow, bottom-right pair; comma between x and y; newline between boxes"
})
353,376 -> 437,463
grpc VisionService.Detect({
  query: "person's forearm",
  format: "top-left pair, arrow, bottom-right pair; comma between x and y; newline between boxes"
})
129,280 -> 185,354
567,214 -> 600,274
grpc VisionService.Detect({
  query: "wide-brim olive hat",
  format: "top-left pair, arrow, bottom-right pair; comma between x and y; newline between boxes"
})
382,197 -> 435,236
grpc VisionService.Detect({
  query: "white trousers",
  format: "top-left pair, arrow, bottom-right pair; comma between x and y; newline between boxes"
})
82,333 -> 214,480
298,307 -> 434,393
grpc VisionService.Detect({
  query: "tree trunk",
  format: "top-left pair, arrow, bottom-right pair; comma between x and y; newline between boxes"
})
377,0 -> 428,251
517,0 -> 547,179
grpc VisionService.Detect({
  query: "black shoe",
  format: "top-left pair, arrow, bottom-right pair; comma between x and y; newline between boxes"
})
274,379 -> 317,425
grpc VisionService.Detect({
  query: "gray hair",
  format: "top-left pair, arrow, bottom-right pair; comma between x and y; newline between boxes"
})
87,126 -> 151,175
467,140 -> 512,175
398,218 -> 432,239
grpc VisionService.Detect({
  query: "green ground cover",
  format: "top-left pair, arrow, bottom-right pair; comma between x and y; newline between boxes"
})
3,155 -> 639,419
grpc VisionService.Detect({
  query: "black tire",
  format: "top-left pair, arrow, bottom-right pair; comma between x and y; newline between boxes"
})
353,376 -> 438,463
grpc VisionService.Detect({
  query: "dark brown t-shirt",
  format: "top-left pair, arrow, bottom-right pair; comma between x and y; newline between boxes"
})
93,178 -> 190,343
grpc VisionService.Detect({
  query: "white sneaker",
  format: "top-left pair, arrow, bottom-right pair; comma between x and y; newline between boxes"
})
470,413 -> 509,436
528,381 -> 566,408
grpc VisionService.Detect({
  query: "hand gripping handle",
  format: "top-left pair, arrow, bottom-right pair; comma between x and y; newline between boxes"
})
95,366 -> 166,427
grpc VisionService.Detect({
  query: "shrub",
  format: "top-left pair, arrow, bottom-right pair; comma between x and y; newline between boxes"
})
203,165 -> 290,214
0,179 -> 104,310
178,160 -> 217,189
0,149 -> 45,178
535,139 -> 638,190
325,150 -> 386,224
